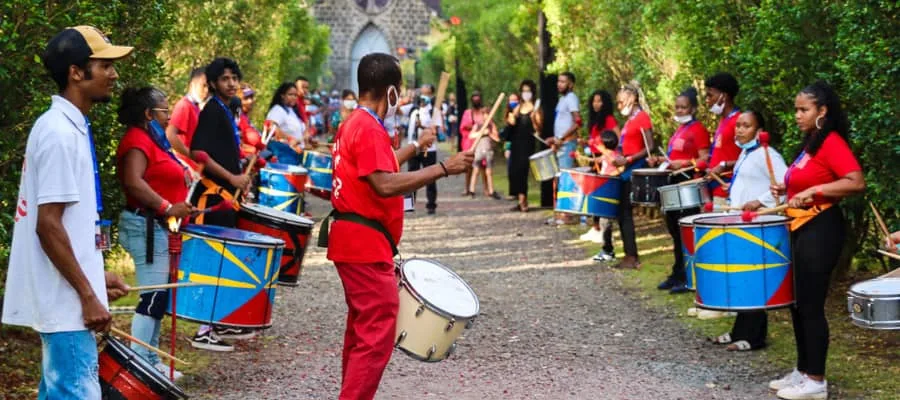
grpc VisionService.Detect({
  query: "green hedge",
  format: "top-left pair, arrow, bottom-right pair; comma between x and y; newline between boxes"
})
0,1 -> 329,293
431,0 -> 899,274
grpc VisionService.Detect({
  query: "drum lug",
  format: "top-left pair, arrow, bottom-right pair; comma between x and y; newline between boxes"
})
445,342 -> 458,359
465,318 -> 475,329
444,318 -> 456,332
866,301 -> 874,325
395,330 -> 407,346
415,304 -> 425,317
426,344 -> 436,361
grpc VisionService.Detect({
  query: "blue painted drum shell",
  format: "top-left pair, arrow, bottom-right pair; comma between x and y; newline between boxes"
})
554,167 -> 621,218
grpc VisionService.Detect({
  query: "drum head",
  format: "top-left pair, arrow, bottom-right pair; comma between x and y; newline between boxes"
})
182,224 -> 285,247
850,278 -> 900,297
264,163 -> 308,174
103,336 -> 187,398
678,212 -> 722,227
400,258 -> 479,318
693,214 -> 790,228
530,148 -> 554,159
241,203 -> 314,227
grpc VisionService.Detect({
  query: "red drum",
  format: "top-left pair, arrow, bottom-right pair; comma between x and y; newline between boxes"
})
237,203 -> 314,286
99,335 -> 188,399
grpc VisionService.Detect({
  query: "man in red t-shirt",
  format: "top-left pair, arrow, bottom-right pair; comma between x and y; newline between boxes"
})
704,72 -> 742,203
166,67 -> 207,156
294,75 -> 310,130
323,53 -> 473,400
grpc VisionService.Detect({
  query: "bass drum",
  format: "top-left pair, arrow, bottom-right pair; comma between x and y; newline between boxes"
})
99,335 -> 188,399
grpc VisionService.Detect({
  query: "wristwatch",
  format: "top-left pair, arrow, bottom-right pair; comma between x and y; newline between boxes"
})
719,161 -> 727,169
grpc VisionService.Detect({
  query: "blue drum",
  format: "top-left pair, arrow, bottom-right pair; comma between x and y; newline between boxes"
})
258,163 -> 308,215
678,213 -> 721,290
302,150 -> 333,199
692,214 -> 794,311
267,141 -> 302,165
555,167 -> 620,218
168,225 -> 284,328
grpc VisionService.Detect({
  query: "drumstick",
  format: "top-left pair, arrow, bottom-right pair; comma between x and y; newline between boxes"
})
741,204 -> 789,222
532,133 -> 550,146
129,282 -> 203,291
869,201 -> 892,241
758,132 -> 781,207
431,72 -> 451,129
639,128 -> 652,160
876,249 -> 900,262
669,166 -> 694,176
109,327 -> 190,365
470,93 -> 506,149
678,176 -> 706,186
708,171 -> 728,186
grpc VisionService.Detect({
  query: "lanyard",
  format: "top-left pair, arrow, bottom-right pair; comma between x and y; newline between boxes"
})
784,149 -> 807,188
359,106 -> 386,131
668,120 -> 696,156
213,97 -> 241,149
729,144 -> 760,194
84,117 -> 103,214
710,108 -> 740,158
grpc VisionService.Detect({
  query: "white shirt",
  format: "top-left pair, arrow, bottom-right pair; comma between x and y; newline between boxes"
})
407,104 -> 438,152
554,91 -> 579,139
266,105 -> 306,146
728,144 -> 788,208
2,95 -> 107,333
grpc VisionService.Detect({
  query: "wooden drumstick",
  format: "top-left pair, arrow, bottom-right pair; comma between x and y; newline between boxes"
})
431,72 -> 451,129
669,166 -> 695,176
532,133 -> 550,146
708,171 -> 728,187
741,204 -> 789,222
678,176 -> 706,186
757,132 -> 782,207
109,327 -> 190,365
469,93 -> 506,149
869,201 -> 892,240
876,249 -> 900,262
129,282 -> 203,291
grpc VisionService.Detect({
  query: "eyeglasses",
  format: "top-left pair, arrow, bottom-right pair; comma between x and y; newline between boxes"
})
151,108 -> 170,114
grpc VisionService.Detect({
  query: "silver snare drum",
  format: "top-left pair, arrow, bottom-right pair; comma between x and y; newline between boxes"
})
658,182 -> 711,212
847,277 -> 900,330
529,149 -> 559,182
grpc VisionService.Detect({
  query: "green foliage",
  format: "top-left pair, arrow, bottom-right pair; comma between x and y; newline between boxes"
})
432,0 -> 899,274
0,1 -> 329,289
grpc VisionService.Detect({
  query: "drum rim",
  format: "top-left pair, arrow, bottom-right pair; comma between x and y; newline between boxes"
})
692,214 -> 791,228
262,164 -> 308,175
631,168 -> 671,176
694,301 -> 794,311
529,148 -> 556,158
678,212 -> 725,226
560,167 -> 622,179
102,336 -> 188,398
399,257 -> 480,319
239,203 -> 314,228
658,182 -> 704,192
303,150 -> 333,159
848,278 -> 900,298
182,224 -> 286,248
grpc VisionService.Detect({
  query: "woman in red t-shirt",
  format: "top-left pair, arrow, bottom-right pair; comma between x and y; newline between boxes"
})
579,89 -> 619,251
116,87 -> 197,375
648,87 -> 710,293
767,81 -> 865,399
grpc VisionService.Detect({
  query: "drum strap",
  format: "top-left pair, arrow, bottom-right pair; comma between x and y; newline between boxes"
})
317,209 -> 399,257
785,203 -> 834,232
125,207 -> 166,264
195,178 -> 238,225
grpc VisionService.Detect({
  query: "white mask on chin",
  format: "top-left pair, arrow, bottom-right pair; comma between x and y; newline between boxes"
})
673,114 -> 692,124
619,105 -> 633,117
385,85 -> 399,120
710,94 -> 725,115
521,91 -> 533,101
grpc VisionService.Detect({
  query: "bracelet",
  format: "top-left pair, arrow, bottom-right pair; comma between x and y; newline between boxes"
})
157,200 -> 171,216
438,161 -> 449,177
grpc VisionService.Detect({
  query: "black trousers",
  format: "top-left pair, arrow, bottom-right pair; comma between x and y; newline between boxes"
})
731,311 -> 768,349
408,151 -> 437,210
591,217 -> 614,253
664,207 -> 701,282
790,205 -> 844,376
616,181 -> 638,257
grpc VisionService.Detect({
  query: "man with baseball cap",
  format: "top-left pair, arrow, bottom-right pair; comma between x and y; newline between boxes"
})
2,25 -> 132,399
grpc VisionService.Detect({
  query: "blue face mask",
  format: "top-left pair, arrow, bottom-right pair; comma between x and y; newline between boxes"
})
736,138 -> 759,150
509,101 -> 519,109
148,119 -> 173,151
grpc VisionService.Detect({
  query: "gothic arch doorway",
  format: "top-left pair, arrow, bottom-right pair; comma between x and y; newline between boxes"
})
350,24 -> 391,94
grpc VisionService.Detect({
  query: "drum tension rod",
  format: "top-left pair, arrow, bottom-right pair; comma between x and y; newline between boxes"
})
415,305 -> 425,317
395,331 -> 407,346
445,318 -> 456,332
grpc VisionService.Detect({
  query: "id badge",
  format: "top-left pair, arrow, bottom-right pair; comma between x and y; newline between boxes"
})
95,220 -> 112,251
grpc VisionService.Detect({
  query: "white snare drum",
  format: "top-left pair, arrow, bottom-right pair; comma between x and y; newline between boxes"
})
404,192 -> 415,213
395,258 -> 479,362
658,181 -> 711,212
529,149 -> 559,182
847,278 -> 900,330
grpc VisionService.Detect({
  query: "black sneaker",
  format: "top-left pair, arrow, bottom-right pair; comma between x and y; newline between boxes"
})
191,330 -> 235,352
490,192 -> 502,200
657,277 -> 678,290
426,208 -> 436,215
669,282 -> 691,294
214,327 -> 257,340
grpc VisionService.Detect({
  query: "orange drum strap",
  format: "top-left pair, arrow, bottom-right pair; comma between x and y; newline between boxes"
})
195,178 -> 237,225
785,203 -> 834,232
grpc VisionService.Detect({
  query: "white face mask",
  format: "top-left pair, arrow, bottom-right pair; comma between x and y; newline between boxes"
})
342,99 -> 357,110
521,91 -> 533,101
385,86 -> 399,120
735,138 -> 759,150
619,105 -> 633,117
673,114 -> 692,124
710,94 -> 725,115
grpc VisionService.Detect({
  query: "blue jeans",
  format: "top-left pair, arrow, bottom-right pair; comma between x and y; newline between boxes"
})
119,210 -> 170,365
556,140 -> 577,169
38,330 -> 101,400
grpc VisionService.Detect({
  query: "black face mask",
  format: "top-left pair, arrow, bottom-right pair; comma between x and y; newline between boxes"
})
472,99 -> 483,108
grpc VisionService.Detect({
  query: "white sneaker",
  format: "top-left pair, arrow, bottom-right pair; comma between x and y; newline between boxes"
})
776,376 -> 827,399
154,363 -> 184,381
579,228 -> 602,242
686,307 -> 698,316
769,369 -> 806,391
697,310 -> 737,320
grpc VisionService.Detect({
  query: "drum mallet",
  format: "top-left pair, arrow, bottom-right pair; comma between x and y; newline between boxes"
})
109,328 -> 191,366
757,131 -> 782,207
741,204 -> 789,222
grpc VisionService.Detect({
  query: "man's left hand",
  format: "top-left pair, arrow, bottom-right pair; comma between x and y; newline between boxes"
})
105,272 -> 130,301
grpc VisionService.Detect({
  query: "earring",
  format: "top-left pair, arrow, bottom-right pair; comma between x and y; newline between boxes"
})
815,116 -> 824,130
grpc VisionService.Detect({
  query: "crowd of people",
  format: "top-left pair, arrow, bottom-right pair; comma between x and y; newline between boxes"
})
2,25 -> 898,400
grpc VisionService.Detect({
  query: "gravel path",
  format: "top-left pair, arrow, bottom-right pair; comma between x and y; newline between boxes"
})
182,170 -> 778,400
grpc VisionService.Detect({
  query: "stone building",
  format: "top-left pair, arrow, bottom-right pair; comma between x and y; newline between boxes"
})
312,0 -> 440,93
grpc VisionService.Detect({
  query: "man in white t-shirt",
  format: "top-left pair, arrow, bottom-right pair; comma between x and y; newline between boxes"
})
2,26 -> 131,399
406,85 -> 442,214
549,72 -> 580,169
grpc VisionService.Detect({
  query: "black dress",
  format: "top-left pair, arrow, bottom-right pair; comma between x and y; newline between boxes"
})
507,110 -> 536,196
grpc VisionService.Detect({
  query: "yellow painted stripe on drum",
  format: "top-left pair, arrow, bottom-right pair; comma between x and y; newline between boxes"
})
591,196 -> 620,205
183,272 -> 258,289
264,247 -> 272,281
203,240 -> 262,284
557,191 -> 581,199
695,228 -> 788,262
308,167 -> 333,174
695,262 -> 790,273
259,187 -> 301,197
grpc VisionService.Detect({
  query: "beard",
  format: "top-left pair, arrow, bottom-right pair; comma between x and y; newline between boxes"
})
92,95 -> 113,103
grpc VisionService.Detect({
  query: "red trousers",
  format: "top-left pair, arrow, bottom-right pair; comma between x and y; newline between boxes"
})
335,261 -> 399,400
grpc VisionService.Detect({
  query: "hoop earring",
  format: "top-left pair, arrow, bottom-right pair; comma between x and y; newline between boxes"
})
815,116 -> 824,130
